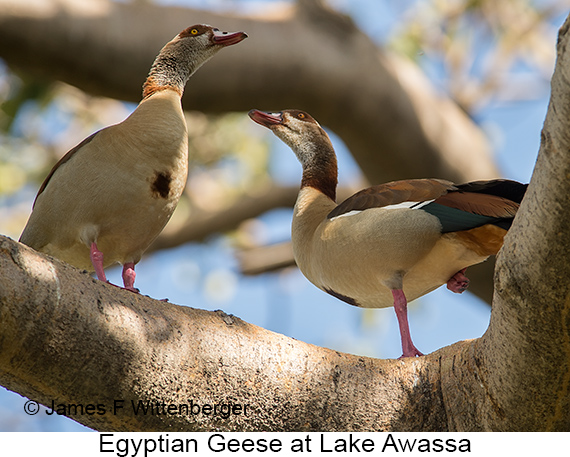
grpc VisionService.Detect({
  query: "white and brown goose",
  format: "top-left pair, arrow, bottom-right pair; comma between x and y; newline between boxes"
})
249,108 -> 527,358
20,25 -> 247,292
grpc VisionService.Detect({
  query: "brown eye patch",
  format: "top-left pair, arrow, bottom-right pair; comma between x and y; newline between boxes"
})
180,24 -> 210,38
288,110 -> 314,123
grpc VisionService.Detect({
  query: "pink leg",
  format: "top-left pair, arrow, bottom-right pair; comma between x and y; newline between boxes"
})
122,263 -> 139,293
392,289 -> 424,358
89,243 -> 139,294
447,268 -> 469,294
90,242 -> 108,283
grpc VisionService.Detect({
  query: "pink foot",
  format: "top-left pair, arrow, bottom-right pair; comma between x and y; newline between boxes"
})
89,243 -> 139,294
90,242 -> 108,283
447,268 -> 469,294
392,289 -> 424,358
122,263 -> 139,293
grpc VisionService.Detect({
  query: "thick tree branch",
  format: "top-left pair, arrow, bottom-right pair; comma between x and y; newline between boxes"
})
237,241 -> 295,276
1,235 -> 454,431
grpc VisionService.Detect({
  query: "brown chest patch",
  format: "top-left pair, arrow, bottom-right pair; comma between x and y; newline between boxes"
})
142,78 -> 182,100
151,171 -> 172,199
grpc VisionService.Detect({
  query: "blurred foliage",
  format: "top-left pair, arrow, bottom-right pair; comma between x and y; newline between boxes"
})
0,72 -> 53,133
178,111 -> 271,219
390,0 -> 570,112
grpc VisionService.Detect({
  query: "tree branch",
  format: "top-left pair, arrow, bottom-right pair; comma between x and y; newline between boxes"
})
149,184 -> 302,252
237,241 -> 295,276
1,235 -> 454,431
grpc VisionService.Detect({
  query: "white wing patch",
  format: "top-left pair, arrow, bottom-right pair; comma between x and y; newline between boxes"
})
379,199 -> 436,210
329,199 -> 435,221
410,198 -> 435,209
329,210 -> 363,221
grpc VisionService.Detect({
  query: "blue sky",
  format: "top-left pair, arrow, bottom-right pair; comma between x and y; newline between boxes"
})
0,0 -> 562,431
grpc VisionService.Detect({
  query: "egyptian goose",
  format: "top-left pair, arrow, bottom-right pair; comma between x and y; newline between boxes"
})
249,109 -> 527,358
19,25 -> 247,292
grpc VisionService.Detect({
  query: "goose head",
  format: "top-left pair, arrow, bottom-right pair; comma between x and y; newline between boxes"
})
249,109 -> 338,200
178,24 -> 248,48
248,109 -> 334,169
143,24 -> 247,98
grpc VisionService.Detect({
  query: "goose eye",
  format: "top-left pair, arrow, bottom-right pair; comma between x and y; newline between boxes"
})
190,28 -> 199,35
298,113 -> 306,119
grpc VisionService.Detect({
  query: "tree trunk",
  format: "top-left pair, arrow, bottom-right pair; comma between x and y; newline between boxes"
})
440,15 -> 570,431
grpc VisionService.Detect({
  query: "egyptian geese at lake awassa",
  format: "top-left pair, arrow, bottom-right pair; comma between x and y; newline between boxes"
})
249,109 -> 527,358
19,25 -> 247,292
